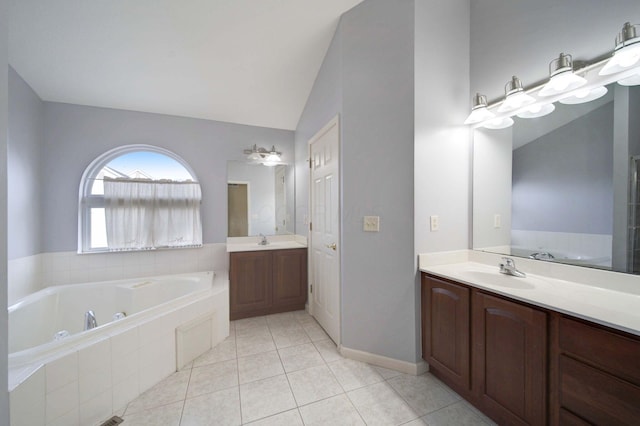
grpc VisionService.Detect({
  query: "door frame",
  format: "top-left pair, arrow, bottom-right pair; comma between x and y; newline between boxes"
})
307,114 -> 341,343
228,180 -> 251,236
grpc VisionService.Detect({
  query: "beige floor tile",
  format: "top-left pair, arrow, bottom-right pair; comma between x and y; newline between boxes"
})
181,387 -> 241,426
461,401 -> 498,425
187,359 -> 239,398
278,343 -> 325,373
238,350 -> 284,384
236,333 -> 276,357
374,365 -> 403,380
124,370 -> 190,415
271,326 -> 311,348
422,401 -> 489,426
347,381 -> 419,426
402,418 -> 428,425
239,374 -> 297,423
298,394 -> 365,426
328,358 -> 384,391
387,373 -> 459,417
121,400 -> 183,426
313,339 -> 342,363
244,408 -> 304,425
301,322 -> 330,341
287,364 -> 344,406
193,337 -> 237,367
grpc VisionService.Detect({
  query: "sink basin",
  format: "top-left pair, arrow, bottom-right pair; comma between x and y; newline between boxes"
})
457,270 -> 536,289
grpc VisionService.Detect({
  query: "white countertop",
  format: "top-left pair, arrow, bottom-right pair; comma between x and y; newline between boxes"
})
419,250 -> 640,337
226,235 -> 307,252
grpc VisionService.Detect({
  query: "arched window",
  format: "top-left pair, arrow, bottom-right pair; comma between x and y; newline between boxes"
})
79,145 -> 202,253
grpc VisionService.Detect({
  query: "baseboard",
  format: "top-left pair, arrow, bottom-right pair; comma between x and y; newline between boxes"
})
339,345 -> 429,376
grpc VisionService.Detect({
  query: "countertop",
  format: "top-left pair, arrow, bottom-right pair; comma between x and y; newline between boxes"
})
419,251 -> 640,337
226,235 -> 307,252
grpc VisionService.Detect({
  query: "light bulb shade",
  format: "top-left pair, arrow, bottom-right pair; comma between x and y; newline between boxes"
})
559,86 -> 608,105
539,53 -> 586,97
618,71 -> 640,86
600,22 -> 640,75
516,103 -> 555,119
482,116 -> 514,130
464,93 -> 495,124
498,76 -> 535,112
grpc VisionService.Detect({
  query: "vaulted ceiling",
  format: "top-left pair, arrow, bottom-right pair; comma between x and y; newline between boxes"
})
9,0 -> 363,130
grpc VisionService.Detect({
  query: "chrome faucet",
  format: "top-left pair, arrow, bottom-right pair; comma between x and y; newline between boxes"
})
84,310 -> 98,331
499,257 -> 526,278
258,233 -> 268,245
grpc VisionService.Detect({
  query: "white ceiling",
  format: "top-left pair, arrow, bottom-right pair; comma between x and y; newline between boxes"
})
9,0 -> 363,130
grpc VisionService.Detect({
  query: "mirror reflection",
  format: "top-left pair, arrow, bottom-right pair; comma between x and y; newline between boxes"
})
227,160 -> 294,237
473,84 -> 640,274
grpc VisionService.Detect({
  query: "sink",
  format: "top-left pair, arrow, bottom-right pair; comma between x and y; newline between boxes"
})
457,270 -> 536,290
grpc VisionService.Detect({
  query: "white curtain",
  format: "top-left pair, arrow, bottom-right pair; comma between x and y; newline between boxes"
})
104,179 -> 202,250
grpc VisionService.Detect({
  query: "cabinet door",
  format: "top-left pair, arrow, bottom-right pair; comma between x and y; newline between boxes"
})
472,292 -> 547,426
230,251 -> 272,319
422,274 -> 470,393
272,249 -> 308,309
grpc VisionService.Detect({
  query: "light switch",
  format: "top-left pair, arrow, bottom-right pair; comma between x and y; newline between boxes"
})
430,215 -> 439,232
363,216 -> 380,232
494,214 -> 501,229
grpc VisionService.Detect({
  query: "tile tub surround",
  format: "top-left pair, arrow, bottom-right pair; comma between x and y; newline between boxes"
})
8,243 -> 229,305
419,250 -> 640,336
9,272 -> 230,426
115,311 -> 496,426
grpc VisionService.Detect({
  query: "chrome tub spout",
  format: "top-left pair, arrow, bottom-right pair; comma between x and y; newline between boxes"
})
84,310 -> 98,331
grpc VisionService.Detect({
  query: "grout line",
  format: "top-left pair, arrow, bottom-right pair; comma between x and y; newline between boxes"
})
177,364 -> 195,425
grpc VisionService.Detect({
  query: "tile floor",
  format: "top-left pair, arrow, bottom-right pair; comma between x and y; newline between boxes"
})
116,311 -> 496,425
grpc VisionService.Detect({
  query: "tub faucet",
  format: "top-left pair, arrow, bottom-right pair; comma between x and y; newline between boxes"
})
258,233 -> 268,245
499,257 -> 526,278
84,310 -> 98,331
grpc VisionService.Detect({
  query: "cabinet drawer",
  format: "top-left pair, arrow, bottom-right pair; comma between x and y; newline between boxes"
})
559,355 -> 640,425
559,317 -> 640,385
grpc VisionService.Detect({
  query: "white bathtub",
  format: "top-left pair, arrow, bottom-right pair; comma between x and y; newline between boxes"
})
8,271 -> 229,426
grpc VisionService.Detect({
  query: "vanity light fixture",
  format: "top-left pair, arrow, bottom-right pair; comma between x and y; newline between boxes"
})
464,93 -> 495,124
482,116 -> 514,130
539,53 -> 587,97
600,22 -> 640,75
558,85 -> 608,105
497,76 -> 535,113
618,70 -> 640,86
516,103 -> 555,119
244,144 -> 282,166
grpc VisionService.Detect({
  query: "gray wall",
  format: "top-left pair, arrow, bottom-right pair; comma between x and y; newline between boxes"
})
8,66 -> 43,260
512,103 -> 613,234
41,102 -> 294,252
470,0 -> 640,104
294,24 -> 343,235
296,0 -> 417,363
1,0 -> 10,419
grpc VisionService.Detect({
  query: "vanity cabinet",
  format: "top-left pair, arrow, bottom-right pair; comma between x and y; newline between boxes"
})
422,273 -> 547,425
230,248 -> 307,320
550,314 -> 640,425
421,275 -> 470,391
472,291 -> 547,425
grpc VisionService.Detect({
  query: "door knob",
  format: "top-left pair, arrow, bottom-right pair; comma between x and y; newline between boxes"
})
325,243 -> 337,251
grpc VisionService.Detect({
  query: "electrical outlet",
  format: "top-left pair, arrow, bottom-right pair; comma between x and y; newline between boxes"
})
363,216 -> 380,232
430,215 -> 439,231
494,214 -> 501,228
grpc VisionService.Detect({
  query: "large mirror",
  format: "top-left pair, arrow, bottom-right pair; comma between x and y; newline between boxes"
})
227,161 -> 295,237
473,83 -> 640,274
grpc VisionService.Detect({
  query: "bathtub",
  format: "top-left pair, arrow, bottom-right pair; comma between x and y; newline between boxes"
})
8,270 -> 229,426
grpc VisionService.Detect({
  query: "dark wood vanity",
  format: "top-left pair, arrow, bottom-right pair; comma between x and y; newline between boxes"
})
421,272 -> 640,425
230,248 -> 307,320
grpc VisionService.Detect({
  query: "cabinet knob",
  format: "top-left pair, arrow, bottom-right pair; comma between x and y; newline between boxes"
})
325,243 -> 337,251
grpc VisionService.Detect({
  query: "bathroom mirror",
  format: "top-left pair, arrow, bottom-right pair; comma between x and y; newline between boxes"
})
227,160 -> 295,237
473,83 -> 640,274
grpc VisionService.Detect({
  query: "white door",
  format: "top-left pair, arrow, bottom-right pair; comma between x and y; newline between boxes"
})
309,116 -> 341,344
